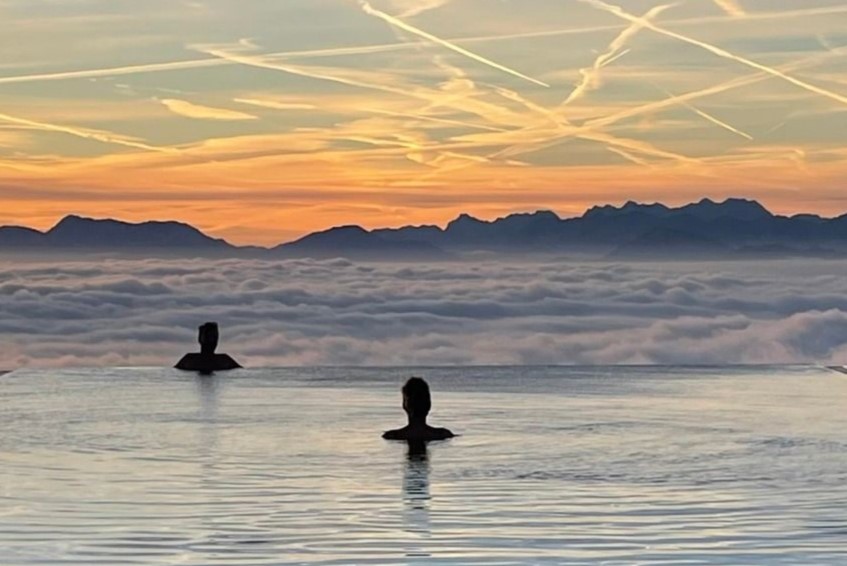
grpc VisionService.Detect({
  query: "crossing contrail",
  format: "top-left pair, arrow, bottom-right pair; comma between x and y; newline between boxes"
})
576,0 -> 847,107
492,49 -> 840,160
562,3 -> 675,106
0,4 -> 844,87
0,44 -> 421,86
196,46 -> 433,101
590,51 -> 842,131
495,86 -> 698,164
655,85 -> 753,140
608,146 -> 653,167
359,1 -> 549,87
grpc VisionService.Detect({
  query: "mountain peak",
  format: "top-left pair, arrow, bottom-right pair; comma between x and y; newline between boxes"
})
453,212 -> 484,223
584,197 -> 772,222
584,201 -> 671,219
52,214 -> 96,228
681,197 -> 772,221
509,209 -> 561,221
307,225 -> 370,239
447,213 -> 488,230
278,223 -> 447,259
44,214 -> 228,249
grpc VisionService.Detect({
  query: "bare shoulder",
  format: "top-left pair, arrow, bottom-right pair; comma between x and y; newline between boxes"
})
382,428 -> 407,440
432,427 -> 455,440
383,426 -> 456,441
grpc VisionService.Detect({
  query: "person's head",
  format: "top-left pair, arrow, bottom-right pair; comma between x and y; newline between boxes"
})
198,322 -> 219,355
402,377 -> 431,422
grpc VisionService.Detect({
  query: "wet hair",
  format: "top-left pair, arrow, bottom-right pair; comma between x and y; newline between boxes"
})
402,377 -> 431,419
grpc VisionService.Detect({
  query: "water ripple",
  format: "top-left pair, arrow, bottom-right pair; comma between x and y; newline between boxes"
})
1,366 -> 846,564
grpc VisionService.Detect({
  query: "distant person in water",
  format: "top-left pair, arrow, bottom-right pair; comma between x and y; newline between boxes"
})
175,322 -> 242,373
383,377 -> 455,441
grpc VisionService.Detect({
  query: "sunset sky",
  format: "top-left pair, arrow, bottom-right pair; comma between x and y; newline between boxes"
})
0,0 -> 845,245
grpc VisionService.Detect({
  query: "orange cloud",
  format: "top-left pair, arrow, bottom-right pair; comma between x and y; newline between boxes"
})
160,99 -> 258,121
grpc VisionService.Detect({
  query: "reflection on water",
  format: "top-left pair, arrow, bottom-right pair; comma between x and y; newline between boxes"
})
195,374 -> 220,422
195,373 -> 221,458
404,441 -> 431,509
194,374 -> 223,550
1,366 -> 847,564
402,440 -> 431,557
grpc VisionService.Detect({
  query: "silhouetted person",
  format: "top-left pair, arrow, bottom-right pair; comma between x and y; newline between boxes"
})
383,378 -> 454,442
406,439 -> 429,460
176,322 -> 241,373
199,322 -> 219,355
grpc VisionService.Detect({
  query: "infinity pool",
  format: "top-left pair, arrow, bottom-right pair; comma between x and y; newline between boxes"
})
1,366 -> 846,564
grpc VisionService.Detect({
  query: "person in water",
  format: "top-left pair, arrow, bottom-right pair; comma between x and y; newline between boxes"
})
383,377 -> 455,441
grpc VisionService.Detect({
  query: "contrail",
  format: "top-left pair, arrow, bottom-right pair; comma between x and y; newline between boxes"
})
1,4 -> 845,87
607,146 -> 653,167
588,50 -> 842,132
210,43 -> 683,165
598,48 -> 630,68
492,49 -> 839,160
473,4 -> 847,43
496,87 -> 570,127
0,43 -> 426,87
488,87 -> 699,166
397,0 -> 452,18
200,42 -> 839,168
686,104 -> 753,140
577,0 -> 847,107
562,3 -> 675,106
363,107 -> 509,132
685,104 -> 753,141
496,80 -> 700,166
0,59 -> 224,86
197,46 -> 432,101
359,1 -> 550,87
199,45 -> 539,135
583,131 -> 698,163
713,0 -> 745,17
655,85 -> 752,140
0,111 -> 178,154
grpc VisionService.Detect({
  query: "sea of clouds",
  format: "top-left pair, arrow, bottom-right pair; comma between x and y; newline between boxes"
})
3,257 -> 847,368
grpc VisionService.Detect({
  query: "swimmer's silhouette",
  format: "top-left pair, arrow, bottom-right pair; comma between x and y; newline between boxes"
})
383,377 -> 455,442
406,439 -> 429,459
175,322 -> 242,373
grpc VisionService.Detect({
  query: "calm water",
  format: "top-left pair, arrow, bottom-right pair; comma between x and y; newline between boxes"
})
1,366 -> 846,565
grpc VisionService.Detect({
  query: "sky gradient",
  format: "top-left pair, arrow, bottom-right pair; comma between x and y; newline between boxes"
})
1,0 -> 846,244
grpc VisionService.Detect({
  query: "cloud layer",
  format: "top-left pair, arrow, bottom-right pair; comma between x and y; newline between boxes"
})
3,258 -> 847,368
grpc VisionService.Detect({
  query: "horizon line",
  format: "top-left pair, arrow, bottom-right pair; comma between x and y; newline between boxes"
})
3,195 -> 844,249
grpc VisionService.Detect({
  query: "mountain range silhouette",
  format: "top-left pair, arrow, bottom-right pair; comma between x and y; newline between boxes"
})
2,198 -> 846,259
